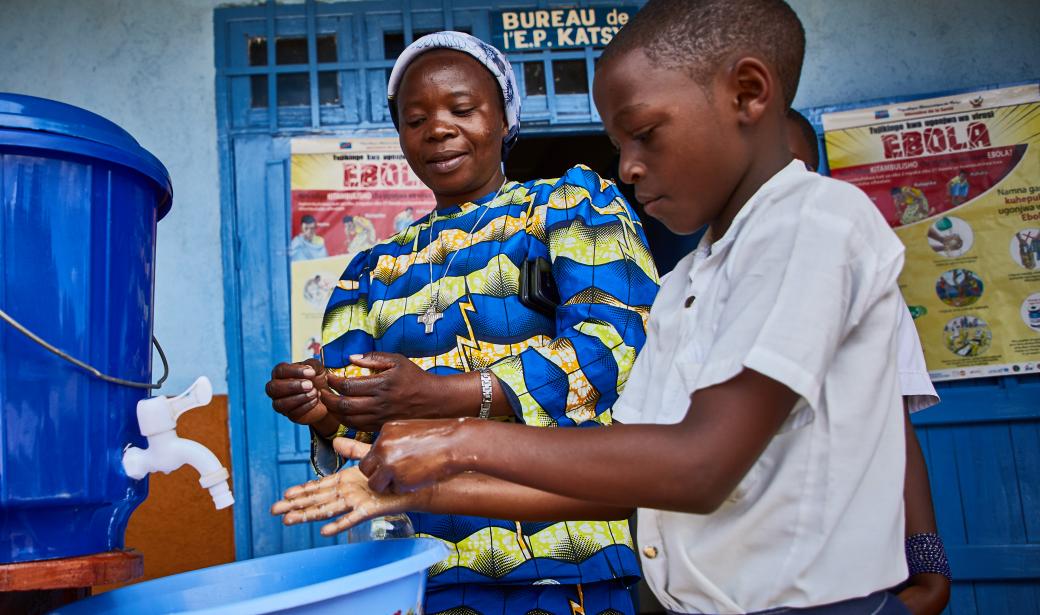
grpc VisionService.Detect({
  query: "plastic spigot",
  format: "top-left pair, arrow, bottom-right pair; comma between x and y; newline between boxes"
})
136,376 -> 212,437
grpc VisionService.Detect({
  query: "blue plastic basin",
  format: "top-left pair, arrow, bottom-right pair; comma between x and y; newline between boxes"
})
51,539 -> 448,614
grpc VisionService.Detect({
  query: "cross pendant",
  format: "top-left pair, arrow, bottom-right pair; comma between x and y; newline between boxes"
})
418,306 -> 443,334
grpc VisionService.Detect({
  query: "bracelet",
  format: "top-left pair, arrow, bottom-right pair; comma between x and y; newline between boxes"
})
478,369 -> 493,420
906,532 -> 952,582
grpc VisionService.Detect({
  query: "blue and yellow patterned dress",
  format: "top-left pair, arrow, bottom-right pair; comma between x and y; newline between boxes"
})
313,165 -> 659,615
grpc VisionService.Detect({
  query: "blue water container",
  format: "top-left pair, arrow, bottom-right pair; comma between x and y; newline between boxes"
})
0,93 -> 172,563
51,539 -> 448,614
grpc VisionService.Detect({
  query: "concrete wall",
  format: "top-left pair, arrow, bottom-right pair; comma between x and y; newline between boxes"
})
0,0 -> 253,583
0,0 -> 243,396
791,0 -> 1040,109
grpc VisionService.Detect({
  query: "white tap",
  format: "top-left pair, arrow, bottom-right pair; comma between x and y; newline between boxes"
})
122,376 -> 235,510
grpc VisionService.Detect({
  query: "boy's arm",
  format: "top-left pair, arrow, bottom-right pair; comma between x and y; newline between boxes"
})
272,441 -> 633,537
355,366 -> 798,514
898,404 -> 951,615
353,185 -> 894,512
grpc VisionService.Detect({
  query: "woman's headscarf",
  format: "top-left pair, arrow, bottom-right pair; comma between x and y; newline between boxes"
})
387,31 -> 521,159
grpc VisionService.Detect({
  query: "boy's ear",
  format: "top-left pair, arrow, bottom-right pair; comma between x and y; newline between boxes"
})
728,57 -> 774,126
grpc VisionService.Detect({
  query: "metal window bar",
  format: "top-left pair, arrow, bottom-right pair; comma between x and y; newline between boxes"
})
265,0 -> 277,131
219,0 -> 611,135
305,0 -> 320,128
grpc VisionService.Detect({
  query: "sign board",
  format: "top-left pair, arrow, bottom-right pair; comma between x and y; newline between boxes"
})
288,136 -> 436,362
492,6 -> 637,51
823,83 -> 1040,381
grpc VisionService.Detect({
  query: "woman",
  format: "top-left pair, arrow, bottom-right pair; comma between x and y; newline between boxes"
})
266,32 -> 659,615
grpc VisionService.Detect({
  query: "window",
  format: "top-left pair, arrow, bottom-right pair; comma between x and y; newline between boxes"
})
524,62 -> 546,96
552,60 -> 588,95
382,28 -> 471,61
248,35 -> 339,108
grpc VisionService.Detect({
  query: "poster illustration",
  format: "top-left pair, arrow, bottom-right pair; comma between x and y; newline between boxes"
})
289,137 -> 436,362
823,83 -> 1040,381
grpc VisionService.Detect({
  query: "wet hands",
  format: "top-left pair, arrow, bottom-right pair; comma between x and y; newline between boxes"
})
270,440 -> 419,537
321,352 -> 444,432
358,418 -> 471,494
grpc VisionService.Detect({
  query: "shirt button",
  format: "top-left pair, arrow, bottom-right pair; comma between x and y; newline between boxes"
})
643,545 -> 658,559
685,295 -> 696,308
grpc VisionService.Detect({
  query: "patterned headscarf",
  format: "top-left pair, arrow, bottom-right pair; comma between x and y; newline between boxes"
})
387,31 -> 521,159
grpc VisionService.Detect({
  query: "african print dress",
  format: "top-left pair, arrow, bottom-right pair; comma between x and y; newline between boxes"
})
313,165 -> 659,615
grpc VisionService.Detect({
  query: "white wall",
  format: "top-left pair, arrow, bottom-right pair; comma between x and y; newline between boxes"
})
0,0 -> 247,394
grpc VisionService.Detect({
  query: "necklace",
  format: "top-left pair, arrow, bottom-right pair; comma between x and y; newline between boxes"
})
418,178 -> 509,334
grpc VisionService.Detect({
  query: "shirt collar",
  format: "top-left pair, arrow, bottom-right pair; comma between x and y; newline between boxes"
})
704,159 -> 809,246
689,159 -> 809,282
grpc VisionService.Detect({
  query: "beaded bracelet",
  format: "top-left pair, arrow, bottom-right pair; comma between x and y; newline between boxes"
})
906,532 -> 952,582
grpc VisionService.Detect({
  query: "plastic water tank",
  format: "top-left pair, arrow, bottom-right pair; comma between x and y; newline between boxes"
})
0,93 -> 172,563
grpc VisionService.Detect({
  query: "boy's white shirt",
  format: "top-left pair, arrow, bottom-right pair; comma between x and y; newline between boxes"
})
897,303 -> 939,412
613,160 -> 911,613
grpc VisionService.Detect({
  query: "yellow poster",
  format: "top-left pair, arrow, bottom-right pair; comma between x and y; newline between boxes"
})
289,137 -> 435,362
824,83 -> 1040,381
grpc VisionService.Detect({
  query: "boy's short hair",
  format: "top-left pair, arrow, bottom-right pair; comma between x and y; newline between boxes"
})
601,0 -> 805,108
301,215 -> 316,225
787,108 -> 820,170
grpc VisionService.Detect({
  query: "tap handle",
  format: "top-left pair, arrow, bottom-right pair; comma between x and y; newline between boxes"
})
170,376 -> 214,420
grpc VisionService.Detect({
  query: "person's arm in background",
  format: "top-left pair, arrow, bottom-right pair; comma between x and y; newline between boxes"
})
893,305 -> 951,615
898,405 -> 951,615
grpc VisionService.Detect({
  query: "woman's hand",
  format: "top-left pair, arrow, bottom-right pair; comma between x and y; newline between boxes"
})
897,573 -> 951,615
265,358 -> 341,438
320,352 -> 484,431
343,418 -> 473,494
270,440 -> 423,537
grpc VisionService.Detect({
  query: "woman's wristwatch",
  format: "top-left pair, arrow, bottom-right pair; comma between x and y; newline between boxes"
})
478,369 -> 493,420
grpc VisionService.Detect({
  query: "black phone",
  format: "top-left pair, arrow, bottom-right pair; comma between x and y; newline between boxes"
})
519,257 -> 561,318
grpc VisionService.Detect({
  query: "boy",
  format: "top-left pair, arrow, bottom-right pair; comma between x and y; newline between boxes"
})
276,1 -> 919,612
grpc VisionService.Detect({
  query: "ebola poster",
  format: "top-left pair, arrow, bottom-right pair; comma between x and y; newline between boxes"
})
823,83 -> 1040,381
289,136 -> 435,362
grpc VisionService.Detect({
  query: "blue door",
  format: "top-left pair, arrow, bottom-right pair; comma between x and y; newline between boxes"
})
914,377 -> 1040,614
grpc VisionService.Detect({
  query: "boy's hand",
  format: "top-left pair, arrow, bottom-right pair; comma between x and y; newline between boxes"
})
350,418 -> 470,494
270,440 -> 421,536
265,358 -> 340,438
897,573 -> 951,615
